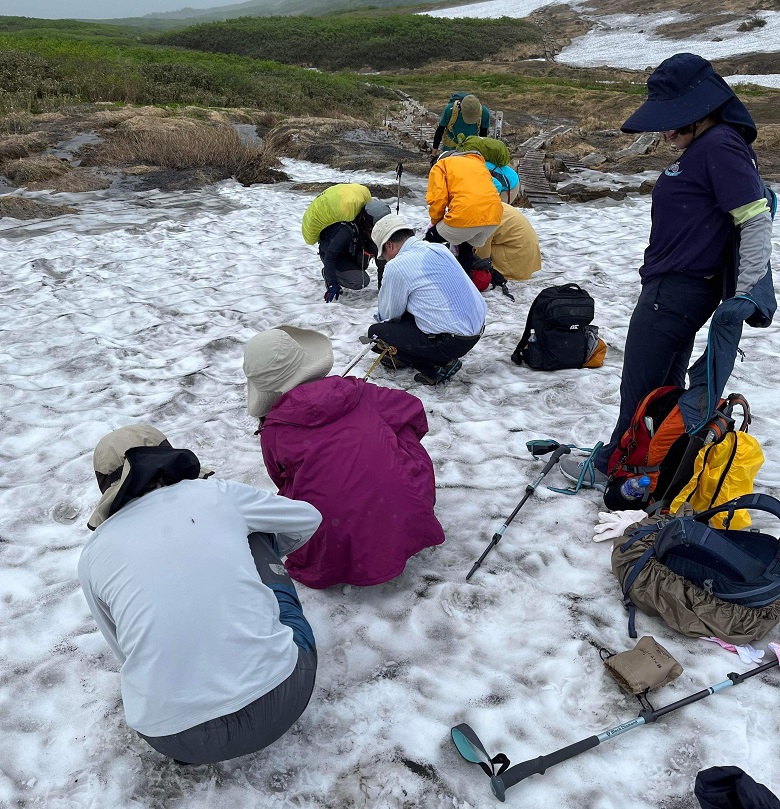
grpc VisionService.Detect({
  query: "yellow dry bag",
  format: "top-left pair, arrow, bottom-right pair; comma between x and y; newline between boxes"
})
670,431 -> 764,529
301,183 -> 371,246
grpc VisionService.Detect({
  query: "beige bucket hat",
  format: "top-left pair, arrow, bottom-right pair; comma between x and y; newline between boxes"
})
371,214 -> 413,256
88,424 -> 211,530
460,94 -> 482,125
243,326 -> 334,419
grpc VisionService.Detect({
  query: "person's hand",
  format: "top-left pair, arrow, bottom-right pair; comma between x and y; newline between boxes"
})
324,284 -> 341,303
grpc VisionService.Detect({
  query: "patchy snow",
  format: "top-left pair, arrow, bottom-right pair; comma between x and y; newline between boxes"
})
558,10 -> 780,68
424,1 -> 780,73
423,0 -> 567,19
726,73 -> 780,88
1,161 -> 779,808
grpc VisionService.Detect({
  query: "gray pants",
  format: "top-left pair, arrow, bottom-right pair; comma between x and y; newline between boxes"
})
139,534 -> 317,765
321,264 -> 369,290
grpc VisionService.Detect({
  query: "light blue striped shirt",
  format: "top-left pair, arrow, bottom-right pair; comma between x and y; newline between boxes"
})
376,238 -> 487,336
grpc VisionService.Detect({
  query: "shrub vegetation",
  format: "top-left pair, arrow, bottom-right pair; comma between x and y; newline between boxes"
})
155,14 -> 542,71
0,20 -> 392,117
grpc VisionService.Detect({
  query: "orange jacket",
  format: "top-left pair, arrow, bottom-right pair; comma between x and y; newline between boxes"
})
426,152 -> 503,228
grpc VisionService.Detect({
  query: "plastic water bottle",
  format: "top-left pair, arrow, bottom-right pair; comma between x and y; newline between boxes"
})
620,475 -> 651,501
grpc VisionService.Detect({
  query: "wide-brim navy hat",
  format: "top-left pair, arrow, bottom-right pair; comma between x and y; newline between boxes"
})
622,53 -> 757,144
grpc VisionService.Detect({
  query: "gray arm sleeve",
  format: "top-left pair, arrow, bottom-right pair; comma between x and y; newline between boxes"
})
735,211 -> 773,296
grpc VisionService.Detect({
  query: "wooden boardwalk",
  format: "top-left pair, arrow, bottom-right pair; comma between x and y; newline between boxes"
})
384,92 -> 438,150
518,124 -> 572,152
517,149 -> 564,206
615,132 -> 660,159
516,125 -> 574,206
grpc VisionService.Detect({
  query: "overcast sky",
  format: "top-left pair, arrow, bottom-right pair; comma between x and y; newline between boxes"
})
0,0 -> 240,18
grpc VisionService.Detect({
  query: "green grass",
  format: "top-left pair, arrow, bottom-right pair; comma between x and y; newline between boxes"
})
0,28 -> 392,117
381,71 -> 649,98
0,13 -> 774,127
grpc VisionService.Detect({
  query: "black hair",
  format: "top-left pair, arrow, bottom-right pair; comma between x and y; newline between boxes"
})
386,228 -> 415,245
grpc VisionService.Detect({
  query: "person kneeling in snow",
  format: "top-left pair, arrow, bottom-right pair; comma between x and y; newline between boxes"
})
243,325 -> 445,588
79,425 -> 321,765
319,198 -> 391,302
367,214 -> 487,385
474,202 -> 542,282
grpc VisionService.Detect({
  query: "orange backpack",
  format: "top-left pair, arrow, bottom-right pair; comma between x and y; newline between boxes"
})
604,386 -> 749,511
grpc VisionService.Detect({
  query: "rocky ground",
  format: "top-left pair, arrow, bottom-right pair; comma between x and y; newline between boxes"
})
1,60 -> 778,221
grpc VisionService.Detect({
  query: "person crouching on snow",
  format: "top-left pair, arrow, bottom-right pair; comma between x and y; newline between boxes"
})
424,149 -> 503,275
243,325 -> 445,589
78,424 -> 321,765
320,198 -> 391,302
367,214 -> 487,386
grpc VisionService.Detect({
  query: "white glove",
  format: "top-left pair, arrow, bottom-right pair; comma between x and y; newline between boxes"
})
735,644 -> 765,665
592,510 -> 644,542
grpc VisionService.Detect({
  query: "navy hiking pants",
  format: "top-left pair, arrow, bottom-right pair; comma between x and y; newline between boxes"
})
594,272 -> 722,473
368,312 -> 481,377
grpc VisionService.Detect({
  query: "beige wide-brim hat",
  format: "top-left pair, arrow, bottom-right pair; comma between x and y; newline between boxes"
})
243,325 -> 334,418
88,424 -> 211,530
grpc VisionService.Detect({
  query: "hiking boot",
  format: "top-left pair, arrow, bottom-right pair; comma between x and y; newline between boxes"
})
414,358 -> 463,386
559,455 -> 608,492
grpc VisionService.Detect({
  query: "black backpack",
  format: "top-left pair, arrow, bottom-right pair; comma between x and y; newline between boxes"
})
620,493 -> 780,633
511,283 -> 595,371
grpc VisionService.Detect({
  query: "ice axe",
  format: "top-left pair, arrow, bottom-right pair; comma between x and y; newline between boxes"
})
451,654 -> 779,801
341,335 -> 397,381
395,162 -> 403,214
465,444 -> 571,580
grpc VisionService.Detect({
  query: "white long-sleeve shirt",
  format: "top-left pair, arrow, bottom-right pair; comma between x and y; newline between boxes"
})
376,238 -> 487,336
78,478 -> 321,737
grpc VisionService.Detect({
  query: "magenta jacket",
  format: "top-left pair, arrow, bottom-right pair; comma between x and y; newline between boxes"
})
260,375 -> 445,588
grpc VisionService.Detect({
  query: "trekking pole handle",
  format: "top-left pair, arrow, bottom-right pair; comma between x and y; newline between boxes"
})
539,445 -> 571,477
491,735 -> 601,801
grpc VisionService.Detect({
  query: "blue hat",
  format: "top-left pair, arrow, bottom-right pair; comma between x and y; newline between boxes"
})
621,53 -> 757,144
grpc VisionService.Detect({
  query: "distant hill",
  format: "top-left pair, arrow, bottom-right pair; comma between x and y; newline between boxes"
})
98,0 -> 456,29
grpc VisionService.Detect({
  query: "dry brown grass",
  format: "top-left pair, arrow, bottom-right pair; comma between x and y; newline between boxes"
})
26,168 -> 112,193
0,154 -> 71,184
0,195 -> 76,220
0,111 -> 35,134
83,120 -> 280,186
0,132 -> 51,160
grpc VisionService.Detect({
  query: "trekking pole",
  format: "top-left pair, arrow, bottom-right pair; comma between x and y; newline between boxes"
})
395,162 -> 403,214
451,655 -> 779,802
465,445 -> 571,580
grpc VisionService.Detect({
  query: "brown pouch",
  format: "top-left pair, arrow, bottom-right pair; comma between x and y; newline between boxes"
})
583,337 -> 607,368
603,636 -> 683,695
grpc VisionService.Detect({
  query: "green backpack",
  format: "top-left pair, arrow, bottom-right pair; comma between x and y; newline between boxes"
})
458,135 -> 510,167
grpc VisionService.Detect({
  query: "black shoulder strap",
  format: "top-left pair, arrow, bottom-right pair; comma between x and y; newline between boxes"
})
516,296 -> 542,352
693,492 -> 780,527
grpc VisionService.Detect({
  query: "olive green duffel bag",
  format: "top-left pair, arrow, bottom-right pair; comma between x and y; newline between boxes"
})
611,503 -> 780,645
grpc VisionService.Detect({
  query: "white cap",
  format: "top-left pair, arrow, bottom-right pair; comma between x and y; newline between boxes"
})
371,213 -> 413,254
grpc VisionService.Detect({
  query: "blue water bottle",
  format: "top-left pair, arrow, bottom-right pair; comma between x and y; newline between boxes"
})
620,475 -> 651,501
